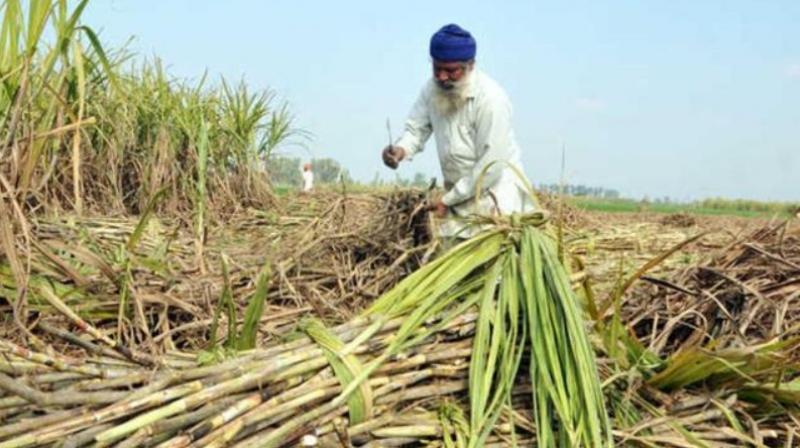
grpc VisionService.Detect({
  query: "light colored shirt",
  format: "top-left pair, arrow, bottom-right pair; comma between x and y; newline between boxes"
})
302,170 -> 314,192
395,69 -> 536,226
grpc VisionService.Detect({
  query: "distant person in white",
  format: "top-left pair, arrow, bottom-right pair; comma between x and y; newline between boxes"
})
301,163 -> 314,192
382,23 -> 535,236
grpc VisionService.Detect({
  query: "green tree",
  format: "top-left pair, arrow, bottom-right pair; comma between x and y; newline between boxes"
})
312,158 -> 351,184
266,156 -> 302,187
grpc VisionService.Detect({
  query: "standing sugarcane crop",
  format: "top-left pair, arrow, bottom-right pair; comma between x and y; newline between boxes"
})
382,23 -> 537,238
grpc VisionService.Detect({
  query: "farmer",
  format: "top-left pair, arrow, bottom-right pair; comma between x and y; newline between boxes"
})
382,23 -> 536,236
301,162 -> 314,192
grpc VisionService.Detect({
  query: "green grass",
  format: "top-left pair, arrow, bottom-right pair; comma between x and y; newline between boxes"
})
272,185 -> 292,196
569,197 -> 797,218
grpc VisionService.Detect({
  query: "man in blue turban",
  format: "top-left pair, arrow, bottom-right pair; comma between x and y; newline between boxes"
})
382,24 -> 535,236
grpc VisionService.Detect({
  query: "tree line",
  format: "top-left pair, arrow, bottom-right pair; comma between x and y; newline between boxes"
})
538,184 -> 621,199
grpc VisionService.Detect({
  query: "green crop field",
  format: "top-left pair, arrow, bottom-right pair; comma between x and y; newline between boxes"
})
569,196 -> 798,218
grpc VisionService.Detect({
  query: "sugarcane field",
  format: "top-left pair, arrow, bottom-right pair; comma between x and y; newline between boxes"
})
1,1 -> 799,447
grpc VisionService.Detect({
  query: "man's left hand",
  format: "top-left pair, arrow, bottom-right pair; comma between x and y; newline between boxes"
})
428,200 -> 449,218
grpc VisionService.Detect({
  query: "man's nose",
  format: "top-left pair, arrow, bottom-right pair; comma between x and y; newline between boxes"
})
436,71 -> 449,81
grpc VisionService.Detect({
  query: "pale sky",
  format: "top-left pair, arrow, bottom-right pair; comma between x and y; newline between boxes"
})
84,0 -> 799,202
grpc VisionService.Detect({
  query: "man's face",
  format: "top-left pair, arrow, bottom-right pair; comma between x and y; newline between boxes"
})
433,60 -> 472,90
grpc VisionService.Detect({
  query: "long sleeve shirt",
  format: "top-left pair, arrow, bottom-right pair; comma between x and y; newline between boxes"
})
395,69 -> 536,223
302,170 -> 314,192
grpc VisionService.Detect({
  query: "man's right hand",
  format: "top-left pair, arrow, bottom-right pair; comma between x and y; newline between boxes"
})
382,145 -> 406,169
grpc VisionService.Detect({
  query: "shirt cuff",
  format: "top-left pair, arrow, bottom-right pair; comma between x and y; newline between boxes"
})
441,188 -> 463,207
395,134 -> 419,160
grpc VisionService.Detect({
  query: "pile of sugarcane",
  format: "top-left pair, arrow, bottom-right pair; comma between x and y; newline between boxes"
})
2,207 -> 799,446
0,190 -> 434,353
627,219 -> 800,354
602,218 -> 800,446
0,211 -> 614,447
567,219 -> 731,303
0,313 -> 476,447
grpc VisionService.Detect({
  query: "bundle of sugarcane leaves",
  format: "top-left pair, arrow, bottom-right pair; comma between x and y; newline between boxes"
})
0,211 -> 609,447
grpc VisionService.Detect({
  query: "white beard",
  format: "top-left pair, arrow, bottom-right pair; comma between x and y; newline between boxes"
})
432,72 -> 472,116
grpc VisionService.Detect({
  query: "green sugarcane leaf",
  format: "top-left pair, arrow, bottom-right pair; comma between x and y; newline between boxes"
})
236,265 -> 271,350
302,318 -> 373,424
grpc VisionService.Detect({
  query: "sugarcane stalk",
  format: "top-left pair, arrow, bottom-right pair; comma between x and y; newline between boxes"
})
0,380 -> 206,448
193,384 -> 343,448
0,372 -> 128,407
372,424 -> 442,438
118,394 -> 247,448
0,407 -> 84,440
59,424 -> 115,448
0,340 -> 107,377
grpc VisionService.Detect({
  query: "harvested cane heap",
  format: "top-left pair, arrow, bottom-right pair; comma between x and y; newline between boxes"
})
1,209 -> 611,447
1,199 -> 799,447
1,191 -> 435,351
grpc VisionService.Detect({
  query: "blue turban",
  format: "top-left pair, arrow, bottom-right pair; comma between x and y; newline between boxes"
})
429,24 -> 476,62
